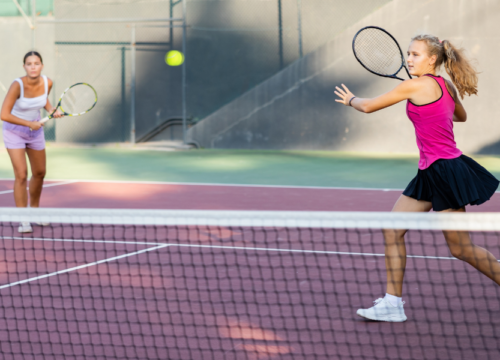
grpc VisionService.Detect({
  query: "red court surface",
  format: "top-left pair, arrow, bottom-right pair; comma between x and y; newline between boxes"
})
0,179 -> 499,211
1,223 -> 499,359
0,180 -> 499,359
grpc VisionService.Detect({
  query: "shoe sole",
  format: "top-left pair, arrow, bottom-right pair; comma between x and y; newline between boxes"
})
356,311 -> 407,322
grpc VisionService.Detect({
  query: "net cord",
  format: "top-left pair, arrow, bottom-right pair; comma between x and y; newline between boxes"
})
1,207 -> 499,231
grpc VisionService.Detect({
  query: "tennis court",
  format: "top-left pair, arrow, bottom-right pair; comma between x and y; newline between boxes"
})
0,149 -> 499,359
1,0 -> 500,358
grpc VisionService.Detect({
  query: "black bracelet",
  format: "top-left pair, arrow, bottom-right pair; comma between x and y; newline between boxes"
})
348,96 -> 356,107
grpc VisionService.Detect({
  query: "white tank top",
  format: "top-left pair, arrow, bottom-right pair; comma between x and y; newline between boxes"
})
11,75 -> 48,121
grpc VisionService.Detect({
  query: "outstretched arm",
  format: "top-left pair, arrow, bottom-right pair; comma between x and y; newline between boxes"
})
335,80 -> 418,113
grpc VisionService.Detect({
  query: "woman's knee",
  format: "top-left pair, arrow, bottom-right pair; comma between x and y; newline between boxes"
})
444,230 -> 474,260
14,171 -> 28,184
448,243 -> 475,261
31,169 -> 46,179
448,246 -> 465,260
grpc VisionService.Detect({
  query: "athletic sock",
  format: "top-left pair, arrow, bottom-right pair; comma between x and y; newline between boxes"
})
384,293 -> 402,307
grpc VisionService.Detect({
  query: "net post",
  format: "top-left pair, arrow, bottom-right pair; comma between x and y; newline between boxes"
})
130,24 -> 136,144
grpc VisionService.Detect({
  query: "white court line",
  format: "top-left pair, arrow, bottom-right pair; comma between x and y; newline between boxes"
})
168,243 -> 459,261
0,235 -> 161,246
0,178 -> 498,193
0,178 -> 402,191
0,180 -> 78,195
0,243 -> 170,290
2,234 -> 460,261
0,236 -> 486,290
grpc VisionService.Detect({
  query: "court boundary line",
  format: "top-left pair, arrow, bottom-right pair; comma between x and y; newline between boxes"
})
0,243 -> 170,290
1,235 -> 161,246
0,180 -> 78,195
1,235 -> 460,261
0,178 -> 498,193
0,178 -> 403,191
0,236 -> 485,290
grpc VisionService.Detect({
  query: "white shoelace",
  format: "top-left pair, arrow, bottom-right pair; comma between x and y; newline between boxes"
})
373,298 -> 384,305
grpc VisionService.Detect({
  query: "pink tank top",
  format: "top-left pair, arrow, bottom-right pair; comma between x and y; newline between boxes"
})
406,74 -> 462,169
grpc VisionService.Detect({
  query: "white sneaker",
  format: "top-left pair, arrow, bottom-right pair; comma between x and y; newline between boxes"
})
18,222 -> 33,233
356,297 -> 407,322
35,222 -> 50,226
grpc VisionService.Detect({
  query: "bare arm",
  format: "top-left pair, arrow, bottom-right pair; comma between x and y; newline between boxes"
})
0,82 -> 41,130
334,80 -> 419,113
45,78 -> 55,112
44,78 -> 63,118
445,79 -> 467,122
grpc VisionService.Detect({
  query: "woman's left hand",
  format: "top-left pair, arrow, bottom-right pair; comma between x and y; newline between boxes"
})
51,109 -> 64,118
334,84 -> 355,106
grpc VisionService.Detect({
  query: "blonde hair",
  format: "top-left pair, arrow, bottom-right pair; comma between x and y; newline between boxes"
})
411,34 -> 478,99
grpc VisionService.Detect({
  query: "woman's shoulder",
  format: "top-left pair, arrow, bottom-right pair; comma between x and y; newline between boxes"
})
407,75 -> 444,92
4,79 -> 21,99
396,76 -> 432,93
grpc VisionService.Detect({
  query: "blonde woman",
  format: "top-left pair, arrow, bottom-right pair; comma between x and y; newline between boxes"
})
335,35 -> 500,322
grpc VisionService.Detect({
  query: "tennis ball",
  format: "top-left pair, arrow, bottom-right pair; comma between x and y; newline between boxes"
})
165,50 -> 184,66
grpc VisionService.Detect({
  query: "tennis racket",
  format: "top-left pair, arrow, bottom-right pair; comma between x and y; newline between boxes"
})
352,26 -> 412,81
40,83 -> 97,124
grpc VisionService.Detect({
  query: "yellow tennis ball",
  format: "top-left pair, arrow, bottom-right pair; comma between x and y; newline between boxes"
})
165,50 -> 184,66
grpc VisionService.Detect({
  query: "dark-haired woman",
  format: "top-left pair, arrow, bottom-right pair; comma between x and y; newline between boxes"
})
1,51 -> 63,233
335,35 -> 500,322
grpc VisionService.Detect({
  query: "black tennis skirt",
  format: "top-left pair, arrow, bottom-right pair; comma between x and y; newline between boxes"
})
403,154 -> 499,211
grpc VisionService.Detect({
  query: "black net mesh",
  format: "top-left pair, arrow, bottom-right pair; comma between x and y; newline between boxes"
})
1,209 -> 500,359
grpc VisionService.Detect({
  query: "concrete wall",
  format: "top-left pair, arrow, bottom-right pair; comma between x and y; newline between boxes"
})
187,0 -> 500,155
185,0 -> 389,122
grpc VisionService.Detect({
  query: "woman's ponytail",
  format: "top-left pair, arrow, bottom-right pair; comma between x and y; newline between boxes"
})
441,40 -> 478,99
411,34 -> 478,99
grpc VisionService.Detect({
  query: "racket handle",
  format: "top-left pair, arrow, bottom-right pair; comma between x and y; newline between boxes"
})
39,116 -> 50,124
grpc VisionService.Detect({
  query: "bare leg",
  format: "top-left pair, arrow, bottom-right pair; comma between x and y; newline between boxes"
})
442,207 -> 500,286
26,148 -> 46,208
6,148 -> 28,207
383,195 -> 432,296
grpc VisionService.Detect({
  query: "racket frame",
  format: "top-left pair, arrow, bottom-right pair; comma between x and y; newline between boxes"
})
352,26 -> 412,81
40,82 -> 97,124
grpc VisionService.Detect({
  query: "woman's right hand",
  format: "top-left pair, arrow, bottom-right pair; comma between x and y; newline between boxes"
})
28,121 -> 43,131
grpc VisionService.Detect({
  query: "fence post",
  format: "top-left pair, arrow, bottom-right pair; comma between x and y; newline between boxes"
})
130,24 -> 136,144
182,0 -> 187,145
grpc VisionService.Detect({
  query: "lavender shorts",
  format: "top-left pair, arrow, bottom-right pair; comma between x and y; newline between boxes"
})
3,128 -> 45,151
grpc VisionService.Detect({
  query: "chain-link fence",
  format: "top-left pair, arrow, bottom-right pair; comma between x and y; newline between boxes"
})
35,0 -> 184,143
1,0 -> 390,144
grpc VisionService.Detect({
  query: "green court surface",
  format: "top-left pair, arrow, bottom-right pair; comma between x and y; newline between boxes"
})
1,147 -> 500,189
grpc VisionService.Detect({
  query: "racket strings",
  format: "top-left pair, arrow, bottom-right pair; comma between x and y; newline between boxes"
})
354,28 -> 404,76
60,85 -> 96,115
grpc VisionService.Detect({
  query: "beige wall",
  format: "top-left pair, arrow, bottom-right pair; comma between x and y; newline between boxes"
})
188,0 -> 500,154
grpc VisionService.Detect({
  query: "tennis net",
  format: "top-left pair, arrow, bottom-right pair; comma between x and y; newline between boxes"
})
1,208 -> 499,360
